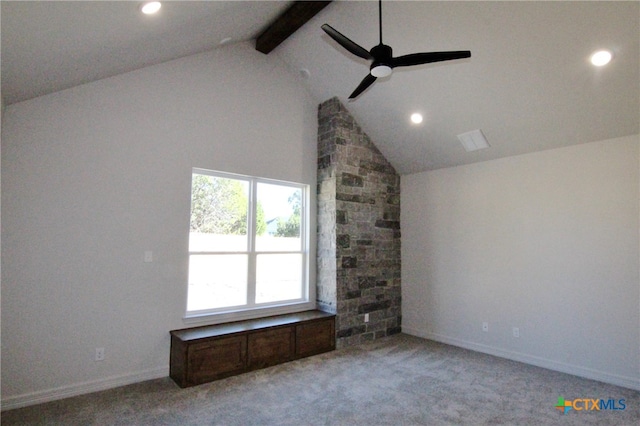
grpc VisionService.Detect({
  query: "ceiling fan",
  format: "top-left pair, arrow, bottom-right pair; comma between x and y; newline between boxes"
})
322,0 -> 471,99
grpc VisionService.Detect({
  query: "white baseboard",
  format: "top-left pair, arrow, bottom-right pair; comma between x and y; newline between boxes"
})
3,330 -> 639,410
1,367 -> 170,411
402,326 -> 640,392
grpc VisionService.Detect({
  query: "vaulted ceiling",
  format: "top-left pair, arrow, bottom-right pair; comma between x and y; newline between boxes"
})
2,1 -> 638,174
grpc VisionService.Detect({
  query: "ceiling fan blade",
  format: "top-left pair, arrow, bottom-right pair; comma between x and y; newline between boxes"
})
349,74 -> 377,99
392,51 -> 471,68
321,24 -> 373,60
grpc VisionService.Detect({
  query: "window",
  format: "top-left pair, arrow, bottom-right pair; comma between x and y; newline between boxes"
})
187,169 -> 309,317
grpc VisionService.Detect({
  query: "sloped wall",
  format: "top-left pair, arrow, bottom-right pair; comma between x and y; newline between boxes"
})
1,41 -> 317,408
317,97 -> 401,347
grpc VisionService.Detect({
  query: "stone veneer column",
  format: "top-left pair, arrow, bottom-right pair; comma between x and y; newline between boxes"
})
317,97 -> 401,348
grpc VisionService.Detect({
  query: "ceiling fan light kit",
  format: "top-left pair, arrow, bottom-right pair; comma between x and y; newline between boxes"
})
371,65 -> 392,78
322,0 -> 471,99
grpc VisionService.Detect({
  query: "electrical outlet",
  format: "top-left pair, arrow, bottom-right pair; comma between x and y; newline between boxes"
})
482,322 -> 488,332
513,327 -> 520,338
364,313 -> 370,323
95,347 -> 105,361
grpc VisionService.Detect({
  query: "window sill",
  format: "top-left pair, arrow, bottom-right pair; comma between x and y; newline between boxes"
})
182,301 -> 317,327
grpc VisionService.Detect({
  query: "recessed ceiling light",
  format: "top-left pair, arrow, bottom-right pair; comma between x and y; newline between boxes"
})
410,113 -> 423,124
590,50 -> 612,66
141,2 -> 162,15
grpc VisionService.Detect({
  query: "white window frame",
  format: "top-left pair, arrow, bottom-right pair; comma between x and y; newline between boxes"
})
185,168 -> 312,322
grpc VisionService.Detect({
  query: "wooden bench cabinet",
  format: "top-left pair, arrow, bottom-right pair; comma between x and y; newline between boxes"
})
170,310 -> 335,388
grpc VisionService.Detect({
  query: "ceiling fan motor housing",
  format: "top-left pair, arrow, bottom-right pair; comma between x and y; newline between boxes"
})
370,44 -> 393,77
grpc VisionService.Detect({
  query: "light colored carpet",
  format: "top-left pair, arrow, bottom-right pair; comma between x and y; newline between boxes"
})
2,334 -> 638,425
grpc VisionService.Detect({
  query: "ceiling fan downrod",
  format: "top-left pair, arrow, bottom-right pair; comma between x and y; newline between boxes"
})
371,0 -> 392,78
378,0 -> 383,45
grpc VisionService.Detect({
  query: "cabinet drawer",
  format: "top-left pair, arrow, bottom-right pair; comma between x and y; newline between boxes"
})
170,310 -> 335,387
187,335 -> 247,385
247,327 -> 295,369
296,318 -> 335,357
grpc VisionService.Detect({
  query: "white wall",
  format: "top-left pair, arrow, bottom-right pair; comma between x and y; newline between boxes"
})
402,135 -> 640,390
1,41 -> 318,408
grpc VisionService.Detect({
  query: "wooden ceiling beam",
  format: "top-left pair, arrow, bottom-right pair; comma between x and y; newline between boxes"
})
256,1 -> 332,54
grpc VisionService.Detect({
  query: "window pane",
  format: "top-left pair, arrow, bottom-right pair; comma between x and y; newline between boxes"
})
255,254 -> 302,304
256,183 -> 302,252
189,174 -> 248,252
188,255 -> 247,311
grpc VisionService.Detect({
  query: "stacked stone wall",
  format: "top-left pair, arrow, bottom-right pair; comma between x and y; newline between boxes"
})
317,97 -> 401,347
